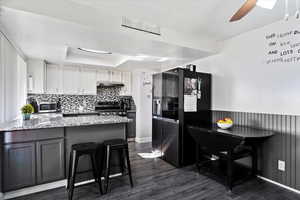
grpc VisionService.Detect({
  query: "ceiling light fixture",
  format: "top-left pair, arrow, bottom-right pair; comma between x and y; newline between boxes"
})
157,58 -> 169,62
78,48 -> 112,54
256,0 -> 277,9
284,0 -> 289,20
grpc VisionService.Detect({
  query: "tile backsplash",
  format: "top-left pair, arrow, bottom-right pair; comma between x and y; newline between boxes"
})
28,87 -> 124,113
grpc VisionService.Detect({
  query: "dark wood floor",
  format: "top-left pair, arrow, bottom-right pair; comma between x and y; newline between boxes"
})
12,142 -> 300,200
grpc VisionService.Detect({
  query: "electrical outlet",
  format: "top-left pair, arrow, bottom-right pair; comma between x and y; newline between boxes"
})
278,160 -> 285,171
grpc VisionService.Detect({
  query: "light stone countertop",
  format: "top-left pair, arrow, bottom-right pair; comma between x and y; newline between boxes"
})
0,113 -> 132,132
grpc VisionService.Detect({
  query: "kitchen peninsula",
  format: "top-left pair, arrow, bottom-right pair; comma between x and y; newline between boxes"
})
0,114 -> 132,193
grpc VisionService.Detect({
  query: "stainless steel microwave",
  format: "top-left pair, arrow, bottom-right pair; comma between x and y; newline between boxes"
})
39,102 -> 57,113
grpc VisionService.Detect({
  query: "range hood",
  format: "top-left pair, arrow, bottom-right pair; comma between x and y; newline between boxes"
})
97,81 -> 124,87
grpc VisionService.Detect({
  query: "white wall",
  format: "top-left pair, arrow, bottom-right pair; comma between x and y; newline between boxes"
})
0,31 -> 27,123
0,34 -> 4,122
192,19 -> 300,115
132,71 -> 154,143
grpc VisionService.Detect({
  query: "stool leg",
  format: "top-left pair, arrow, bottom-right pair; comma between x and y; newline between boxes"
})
124,147 -> 133,187
90,153 -> 103,195
104,145 -> 111,194
69,151 -> 79,200
67,151 -> 73,189
118,149 -> 125,175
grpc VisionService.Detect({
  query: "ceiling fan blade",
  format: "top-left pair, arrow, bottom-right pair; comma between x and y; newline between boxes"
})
230,0 -> 257,22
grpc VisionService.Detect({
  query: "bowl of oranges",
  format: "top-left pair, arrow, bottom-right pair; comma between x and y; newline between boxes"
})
217,118 -> 233,129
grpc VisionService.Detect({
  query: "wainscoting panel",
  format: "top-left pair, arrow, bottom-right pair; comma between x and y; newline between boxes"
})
212,110 -> 300,190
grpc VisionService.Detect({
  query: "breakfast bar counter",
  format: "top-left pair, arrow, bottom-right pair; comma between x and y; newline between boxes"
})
0,114 -> 132,132
0,114 -> 132,193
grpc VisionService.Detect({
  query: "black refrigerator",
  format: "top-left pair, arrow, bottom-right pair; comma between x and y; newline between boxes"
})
152,68 -> 211,167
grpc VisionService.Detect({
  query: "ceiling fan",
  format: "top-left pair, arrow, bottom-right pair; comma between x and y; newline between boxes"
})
230,0 -> 278,22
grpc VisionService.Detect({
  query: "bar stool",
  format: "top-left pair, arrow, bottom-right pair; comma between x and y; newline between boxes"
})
67,142 -> 103,200
103,139 -> 133,193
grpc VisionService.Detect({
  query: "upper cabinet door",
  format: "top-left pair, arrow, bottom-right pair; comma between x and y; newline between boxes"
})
63,66 -> 80,95
80,68 -> 97,95
27,59 -> 46,94
120,72 -> 132,96
96,70 -> 110,82
111,71 -> 122,82
46,64 -> 63,94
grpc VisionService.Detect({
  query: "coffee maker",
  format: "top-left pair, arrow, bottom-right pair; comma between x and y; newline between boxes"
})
119,97 -> 132,112
27,97 -> 39,113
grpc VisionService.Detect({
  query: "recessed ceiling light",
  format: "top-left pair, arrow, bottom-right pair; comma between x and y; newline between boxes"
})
157,58 -> 169,62
78,48 -> 112,54
256,0 -> 277,9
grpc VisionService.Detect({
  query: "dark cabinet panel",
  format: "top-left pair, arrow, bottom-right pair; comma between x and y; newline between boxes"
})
162,71 -> 179,120
126,112 -> 136,139
3,143 -> 36,191
162,119 -> 179,167
4,128 -> 64,144
152,117 -> 179,167
152,118 -> 163,152
36,139 -> 65,184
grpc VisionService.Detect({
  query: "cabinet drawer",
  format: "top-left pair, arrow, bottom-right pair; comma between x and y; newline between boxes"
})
4,128 -> 64,144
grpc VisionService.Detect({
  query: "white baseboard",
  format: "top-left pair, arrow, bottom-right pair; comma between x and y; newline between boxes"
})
5,170 -> 299,199
257,175 -> 300,194
135,137 -> 152,143
4,180 -> 66,200
3,173 -> 123,200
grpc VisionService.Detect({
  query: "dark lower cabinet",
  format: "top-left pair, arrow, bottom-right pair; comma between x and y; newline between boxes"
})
126,111 -> 136,139
2,128 -> 65,192
152,117 -> 179,167
36,139 -> 65,184
3,143 -> 36,191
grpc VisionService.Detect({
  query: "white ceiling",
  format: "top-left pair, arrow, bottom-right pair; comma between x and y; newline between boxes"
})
0,0 -> 296,70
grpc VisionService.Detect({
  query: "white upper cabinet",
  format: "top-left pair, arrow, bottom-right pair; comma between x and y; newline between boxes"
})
45,64 -> 63,94
96,70 -> 110,82
111,71 -> 122,82
62,66 -> 80,95
120,72 -> 132,96
80,67 -> 97,95
27,59 -> 46,94
38,65 -> 131,96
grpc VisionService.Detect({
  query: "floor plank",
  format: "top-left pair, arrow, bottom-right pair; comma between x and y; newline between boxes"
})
11,142 -> 300,200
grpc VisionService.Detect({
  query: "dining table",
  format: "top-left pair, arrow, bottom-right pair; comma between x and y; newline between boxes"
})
187,124 -> 275,190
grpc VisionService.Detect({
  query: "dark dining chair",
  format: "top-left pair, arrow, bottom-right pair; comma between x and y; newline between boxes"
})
188,126 -> 253,190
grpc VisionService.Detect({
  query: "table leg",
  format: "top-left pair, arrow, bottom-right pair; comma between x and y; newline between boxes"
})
196,143 -> 200,174
227,150 -> 233,191
251,145 -> 258,176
